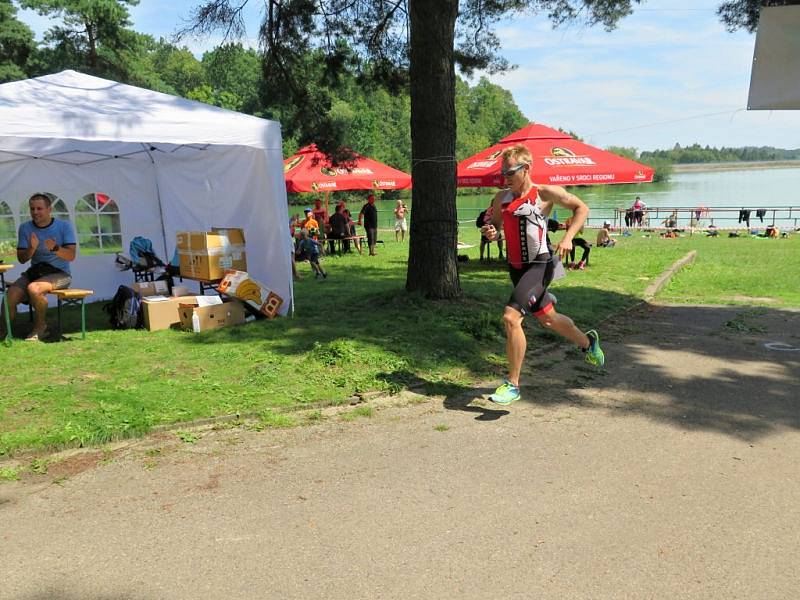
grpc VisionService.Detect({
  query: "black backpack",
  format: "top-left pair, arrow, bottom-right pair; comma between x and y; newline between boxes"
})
103,285 -> 143,330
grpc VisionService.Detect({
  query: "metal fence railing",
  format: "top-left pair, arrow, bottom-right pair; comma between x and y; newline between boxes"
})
373,205 -> 800,232
611,206 -> 799,232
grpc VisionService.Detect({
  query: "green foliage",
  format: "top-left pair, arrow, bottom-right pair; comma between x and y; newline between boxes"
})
146,38 -> 206,95
717,0 -> 762,33
604,145 -> 673,183
0,0 -> 36,81
605,145 -> 637,160
257,410 -> 296,429
641,143 -> 800,165
20,0 -> 140,78
202,43 -> 261,113
456,76 -> 528,161
646,156 -> 674,183
0,465 -> 20,481
187,84 -> 243,111
340,406 -> 373,421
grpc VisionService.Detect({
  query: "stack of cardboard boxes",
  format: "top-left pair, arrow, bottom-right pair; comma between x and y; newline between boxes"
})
136,227 -> 285,332
136,257 -> 248,333
176,228 -> 247,281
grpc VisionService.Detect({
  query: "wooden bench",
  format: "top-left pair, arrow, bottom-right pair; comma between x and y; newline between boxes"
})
1,266 -> 93,343
330,235 -> 366,255
51,289 -> 94,340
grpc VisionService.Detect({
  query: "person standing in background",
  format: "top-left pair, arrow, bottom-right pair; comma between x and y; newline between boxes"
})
359,193 -> 379,256
394,199 -> 408,242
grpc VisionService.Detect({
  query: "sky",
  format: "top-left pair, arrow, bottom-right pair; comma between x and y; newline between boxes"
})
16,0 -> 800,152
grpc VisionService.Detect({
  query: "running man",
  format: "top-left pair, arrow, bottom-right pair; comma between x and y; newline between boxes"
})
481,144 -> 604,405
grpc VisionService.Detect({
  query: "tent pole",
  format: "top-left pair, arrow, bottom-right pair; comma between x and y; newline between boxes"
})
143,144 -> 170,262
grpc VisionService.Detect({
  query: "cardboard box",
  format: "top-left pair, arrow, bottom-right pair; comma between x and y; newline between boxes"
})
176,229 -> 247,280
171,285 -> 190,297
217,269 -> 284,319
134,280 -> 170,298
178,299 -> 246,332
142,295 -> 198,331
211,227 -> 245,245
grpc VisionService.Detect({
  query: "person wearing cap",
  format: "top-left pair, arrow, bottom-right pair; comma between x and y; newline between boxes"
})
301,207 -> 320,240
596,221 -> 616,247
358,193 -> 379,256
480,144 -> 605,406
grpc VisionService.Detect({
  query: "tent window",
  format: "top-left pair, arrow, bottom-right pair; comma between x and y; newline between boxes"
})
0,201 -> 15,260
75,193 -> 122,255
18,193 -> 71,224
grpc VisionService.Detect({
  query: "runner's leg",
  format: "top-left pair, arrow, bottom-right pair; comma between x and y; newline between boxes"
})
501,306 -> 526,386
535,306 -> 589,349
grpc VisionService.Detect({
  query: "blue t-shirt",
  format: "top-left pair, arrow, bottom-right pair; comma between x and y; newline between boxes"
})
18,218 -> 77,275
298,238 -> 320,258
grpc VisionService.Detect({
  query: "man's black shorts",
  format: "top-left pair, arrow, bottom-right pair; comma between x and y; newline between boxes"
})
507,254 -> 556,316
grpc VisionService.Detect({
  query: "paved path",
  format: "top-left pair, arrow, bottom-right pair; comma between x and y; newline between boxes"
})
2,303 -> 799,599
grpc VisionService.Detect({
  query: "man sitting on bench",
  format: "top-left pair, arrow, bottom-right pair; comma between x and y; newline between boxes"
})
4,193 -> 76,341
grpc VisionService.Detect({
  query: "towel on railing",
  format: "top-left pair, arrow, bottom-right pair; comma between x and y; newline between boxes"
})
756,209 -> 766,222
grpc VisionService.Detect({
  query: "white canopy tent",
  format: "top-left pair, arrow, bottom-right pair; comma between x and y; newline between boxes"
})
0,70 -> 292,314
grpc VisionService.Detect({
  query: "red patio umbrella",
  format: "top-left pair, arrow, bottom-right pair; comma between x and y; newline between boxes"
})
457,123 -> 654,188
284,144 -> 412,193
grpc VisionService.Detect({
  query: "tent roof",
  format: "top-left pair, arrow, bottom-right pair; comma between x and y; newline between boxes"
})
499,123 -> 571,143
0,70 -> 282,153
458,122 -> 655,187
283,144 -> 412,193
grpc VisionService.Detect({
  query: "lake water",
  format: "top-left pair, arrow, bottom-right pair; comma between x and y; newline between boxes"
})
370,166 -> 800,230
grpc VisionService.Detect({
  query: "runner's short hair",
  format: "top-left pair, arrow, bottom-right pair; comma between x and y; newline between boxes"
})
501,144 -> 532,167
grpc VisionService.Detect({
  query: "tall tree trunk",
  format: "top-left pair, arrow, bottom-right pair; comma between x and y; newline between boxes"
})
405,0 -> 461,299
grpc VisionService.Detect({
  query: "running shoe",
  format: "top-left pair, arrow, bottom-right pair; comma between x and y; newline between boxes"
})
584,329 -> 605,367
489,379 -> 521,405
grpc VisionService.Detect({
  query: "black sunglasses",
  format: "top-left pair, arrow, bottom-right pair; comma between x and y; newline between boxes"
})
501,163 -> 528,177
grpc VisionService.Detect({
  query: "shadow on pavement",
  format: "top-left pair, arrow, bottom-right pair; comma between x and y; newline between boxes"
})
502,303 -> 800,442
392,302 -> 800,439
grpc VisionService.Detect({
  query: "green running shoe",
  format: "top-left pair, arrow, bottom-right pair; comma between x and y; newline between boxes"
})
489,380 -> 521,405
584,329 -> 605,367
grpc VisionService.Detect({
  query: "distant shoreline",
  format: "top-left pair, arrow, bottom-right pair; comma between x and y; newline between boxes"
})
672,160 -> 800,173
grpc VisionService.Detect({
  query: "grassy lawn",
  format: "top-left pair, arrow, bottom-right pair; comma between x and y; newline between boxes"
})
1,226 -> 797,456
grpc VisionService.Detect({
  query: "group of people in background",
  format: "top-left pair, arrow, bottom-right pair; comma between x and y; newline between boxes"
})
289,193 -> 409,280
624,196 -> 647,227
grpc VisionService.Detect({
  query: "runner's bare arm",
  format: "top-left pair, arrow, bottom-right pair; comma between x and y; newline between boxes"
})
481,191 -> 505,240
539,185 -> 589,259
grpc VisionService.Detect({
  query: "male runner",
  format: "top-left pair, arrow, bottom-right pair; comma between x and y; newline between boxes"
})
481,144 -> 604,405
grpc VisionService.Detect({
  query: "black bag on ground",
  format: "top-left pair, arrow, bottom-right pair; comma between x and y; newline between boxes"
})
103,285 -> 143,330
